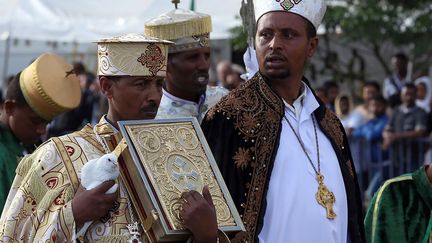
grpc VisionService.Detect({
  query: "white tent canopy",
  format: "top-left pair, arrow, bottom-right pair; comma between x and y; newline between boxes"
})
0,0 -> 243,42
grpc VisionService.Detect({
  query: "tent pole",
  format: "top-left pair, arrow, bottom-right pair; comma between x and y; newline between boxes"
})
2,35 -> 11,90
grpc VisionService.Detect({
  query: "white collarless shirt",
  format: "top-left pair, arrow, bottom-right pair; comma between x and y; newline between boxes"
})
156,87 -> 228,123
258,83 -> 348,243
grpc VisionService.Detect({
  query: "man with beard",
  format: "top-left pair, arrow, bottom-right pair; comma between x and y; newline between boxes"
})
0,34 -> 217,243
145,1 -> 228,123
198,0 -> 365,242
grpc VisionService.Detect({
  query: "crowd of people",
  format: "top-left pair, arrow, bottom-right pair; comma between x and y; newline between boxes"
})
0,0 -> 431,242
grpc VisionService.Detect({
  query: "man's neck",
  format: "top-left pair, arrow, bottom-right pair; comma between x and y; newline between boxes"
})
165,83 -> 202,103
105,112 -> 119,130
426,165 -> 432,184
265,76 -> 303,105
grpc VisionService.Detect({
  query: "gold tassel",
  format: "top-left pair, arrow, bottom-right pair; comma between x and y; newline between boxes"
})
95,235 -> 129,242
144,15 -> 212,40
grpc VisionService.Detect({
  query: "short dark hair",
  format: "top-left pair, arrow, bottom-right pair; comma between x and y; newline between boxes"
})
363,81 -> 381,93
370,95 -> 387,105
5,72 -> 28,106
402,83 -> 416,92
393,52 -> 409,63
324,80 -> 339,89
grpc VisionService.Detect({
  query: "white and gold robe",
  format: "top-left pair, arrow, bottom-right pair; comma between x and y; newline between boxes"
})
0,117 -> 143,242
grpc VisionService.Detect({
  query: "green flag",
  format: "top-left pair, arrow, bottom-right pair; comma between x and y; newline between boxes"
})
190,0 -> 195,11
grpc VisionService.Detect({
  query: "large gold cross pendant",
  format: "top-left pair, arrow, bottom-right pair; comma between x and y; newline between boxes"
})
315,174 -> 337,219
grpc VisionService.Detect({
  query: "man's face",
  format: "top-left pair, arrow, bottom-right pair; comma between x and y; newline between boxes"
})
391,57 -> 407,75
416,83 -> 427,100
339,97 -> 350,115
368,100 -> 386,117
401,86 -> 416,107
362,85 -> 379,102
327,87 -> 339,103
6,102 -> 47,145
255,11 -> 317,81
106,76 -> 163,120
166,47 -> 211,97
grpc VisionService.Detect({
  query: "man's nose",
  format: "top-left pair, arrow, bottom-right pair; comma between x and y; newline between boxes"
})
269,35 -> 283,50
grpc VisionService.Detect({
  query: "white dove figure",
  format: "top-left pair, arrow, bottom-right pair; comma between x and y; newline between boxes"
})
75,153 -> 120,238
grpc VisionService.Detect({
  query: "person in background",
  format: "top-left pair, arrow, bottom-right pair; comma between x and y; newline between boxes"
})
334,94 -> 354,132
353,81 -> 381,122
382,53 -> 411,108
414,71 -> 432,113
382,84 -> 428,172
217,60 -> 233,87
315,86 -> 329,105
0,53 -> 81,211
323,80 -> 339,112
145,2 -> 228,123
352,96 -> 389,161
224,63 -> 246,90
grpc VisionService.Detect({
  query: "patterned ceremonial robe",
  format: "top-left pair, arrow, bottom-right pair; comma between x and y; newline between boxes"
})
201,72 -> 365,243
365,166 -> 432,243
0,125 -> 25,211
156,86 -> 228,123
0,117 -> 144,242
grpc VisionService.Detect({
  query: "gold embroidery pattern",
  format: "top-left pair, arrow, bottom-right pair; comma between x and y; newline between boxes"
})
206,73 -> 283,242
233,148 -> 252,170
319,109 -> 344,149
137,43 -> 165,76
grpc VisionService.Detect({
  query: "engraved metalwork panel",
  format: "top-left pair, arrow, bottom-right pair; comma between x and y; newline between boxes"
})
124,122 -> 236,230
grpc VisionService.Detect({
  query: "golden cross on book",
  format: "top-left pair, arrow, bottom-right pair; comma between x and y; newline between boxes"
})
172,0 -> 180,9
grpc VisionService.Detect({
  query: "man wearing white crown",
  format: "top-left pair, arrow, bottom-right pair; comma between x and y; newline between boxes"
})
145,1 -> 228,123
199,0 -> 366,242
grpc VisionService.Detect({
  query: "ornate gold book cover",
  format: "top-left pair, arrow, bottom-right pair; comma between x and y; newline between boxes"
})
108,118 -> 244,241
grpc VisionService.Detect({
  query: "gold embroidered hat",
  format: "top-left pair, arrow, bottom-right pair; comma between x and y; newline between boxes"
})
254,0 -> 327,30
19,53 -> 81,121
97,33 -> 173,77
144,1 -> 212,53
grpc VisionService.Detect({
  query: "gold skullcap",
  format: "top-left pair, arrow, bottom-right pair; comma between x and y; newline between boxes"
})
19,53 -> 81,121
144,8 -> 212,53
97,33 -> 173,76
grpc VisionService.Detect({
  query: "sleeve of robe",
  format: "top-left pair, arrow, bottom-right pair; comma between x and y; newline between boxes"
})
0,141 -> 78,242
364,169 -> 430,243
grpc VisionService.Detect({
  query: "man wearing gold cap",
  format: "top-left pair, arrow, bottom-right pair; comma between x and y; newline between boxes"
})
0,53 -> 81,211
145,0 -> 228,123
0,34 -> 217,242
200,0 -> 365,242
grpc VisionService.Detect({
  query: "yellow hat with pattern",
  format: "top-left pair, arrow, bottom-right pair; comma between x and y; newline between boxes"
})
144,1 -> 212,53
97,33 -> 173,76
19,53 -> 81,121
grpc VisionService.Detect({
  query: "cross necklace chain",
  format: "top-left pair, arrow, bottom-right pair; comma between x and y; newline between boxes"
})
283,114 -> 337,220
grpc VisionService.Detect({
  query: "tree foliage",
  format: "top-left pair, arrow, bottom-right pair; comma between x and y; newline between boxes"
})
324,0 -> 432,74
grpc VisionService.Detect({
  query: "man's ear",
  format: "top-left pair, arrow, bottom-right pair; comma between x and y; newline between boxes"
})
307,37 -> 319,58
99,76 -> 114,98
3,100 -> 16,116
